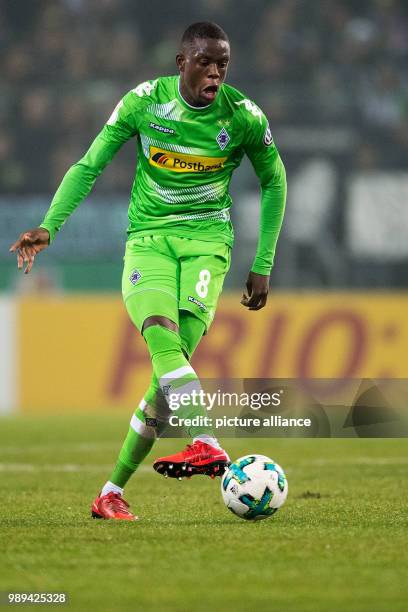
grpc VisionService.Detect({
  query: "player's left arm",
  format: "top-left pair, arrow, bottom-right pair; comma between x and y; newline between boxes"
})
241,109 -> 287,310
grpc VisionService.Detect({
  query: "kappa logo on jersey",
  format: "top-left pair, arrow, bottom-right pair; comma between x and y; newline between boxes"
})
263,122 -> 274,146
216,127 -> 230,150
188,296 -> 207,312
149,122 -> 175,135
129,269 -> 141,285
149,146 -> 227,173
235,99 -> 263,124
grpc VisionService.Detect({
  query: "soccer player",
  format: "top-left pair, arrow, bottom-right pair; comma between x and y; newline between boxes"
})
10,22 -> 287,521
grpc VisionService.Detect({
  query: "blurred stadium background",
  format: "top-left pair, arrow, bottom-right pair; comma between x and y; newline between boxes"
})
1,0 -> 407,414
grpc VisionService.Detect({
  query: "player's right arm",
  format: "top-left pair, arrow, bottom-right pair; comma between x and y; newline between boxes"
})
9,90 -> 139,273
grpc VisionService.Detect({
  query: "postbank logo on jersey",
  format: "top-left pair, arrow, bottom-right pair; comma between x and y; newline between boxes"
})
149,146 -> 227,173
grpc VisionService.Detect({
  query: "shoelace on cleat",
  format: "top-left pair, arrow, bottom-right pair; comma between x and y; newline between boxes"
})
182,442 -> 211,461
105,493 -> 130,513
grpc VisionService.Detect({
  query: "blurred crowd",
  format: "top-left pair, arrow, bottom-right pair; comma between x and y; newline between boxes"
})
1,0 -> 408,194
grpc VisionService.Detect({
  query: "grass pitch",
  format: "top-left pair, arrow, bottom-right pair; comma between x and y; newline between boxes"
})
0,414 -> 407,611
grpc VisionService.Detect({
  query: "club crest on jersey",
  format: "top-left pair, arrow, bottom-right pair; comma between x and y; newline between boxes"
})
216,127 -> 230,150
129,269 -> 141,285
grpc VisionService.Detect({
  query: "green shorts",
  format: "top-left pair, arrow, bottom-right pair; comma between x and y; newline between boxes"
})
122,235 -> 231,332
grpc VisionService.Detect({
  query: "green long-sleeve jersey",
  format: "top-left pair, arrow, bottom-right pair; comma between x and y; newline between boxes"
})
40,75 -> 287,274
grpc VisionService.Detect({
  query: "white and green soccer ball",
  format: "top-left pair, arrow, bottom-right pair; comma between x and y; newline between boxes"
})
221,454 -> 288,521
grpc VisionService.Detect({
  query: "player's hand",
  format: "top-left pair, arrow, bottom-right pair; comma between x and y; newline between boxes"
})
9,227 -> 50,274
240,271 -> 270,311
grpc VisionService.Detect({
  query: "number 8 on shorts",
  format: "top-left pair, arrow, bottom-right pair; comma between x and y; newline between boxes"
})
195,269 -> 211,298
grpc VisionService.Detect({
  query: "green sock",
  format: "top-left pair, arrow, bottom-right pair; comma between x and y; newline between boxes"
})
143,324 -> 213,437
109,426 -> 155,488
108,372 -> 172,489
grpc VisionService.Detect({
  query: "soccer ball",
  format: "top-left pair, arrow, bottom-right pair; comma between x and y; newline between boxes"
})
221,454 -> 288,520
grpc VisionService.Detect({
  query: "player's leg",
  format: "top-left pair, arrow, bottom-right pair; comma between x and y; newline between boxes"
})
101,349 -> 171,490
152,237 -> 232,479
146,310 -> 229,478
178,310 -> 220,448
92,237 -> 179,520
95,312 -> 209,511
142,317 -> 215,439
111,309 -> 206,476
95,370 -> 173,511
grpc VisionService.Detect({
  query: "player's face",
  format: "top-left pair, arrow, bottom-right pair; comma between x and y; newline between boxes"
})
177,38 -> 230,107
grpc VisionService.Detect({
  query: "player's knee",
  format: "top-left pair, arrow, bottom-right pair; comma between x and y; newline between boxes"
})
142,317 -> 182,360
142,315 -> 179,334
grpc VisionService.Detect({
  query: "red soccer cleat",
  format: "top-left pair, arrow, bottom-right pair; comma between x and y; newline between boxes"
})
153,441 -> 230,479
91,492 -> 138,521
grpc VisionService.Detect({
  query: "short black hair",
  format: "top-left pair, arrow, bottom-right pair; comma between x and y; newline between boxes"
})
181,21 -> 229,47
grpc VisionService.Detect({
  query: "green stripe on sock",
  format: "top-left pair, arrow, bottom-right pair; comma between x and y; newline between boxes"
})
135,406 -> 145,422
